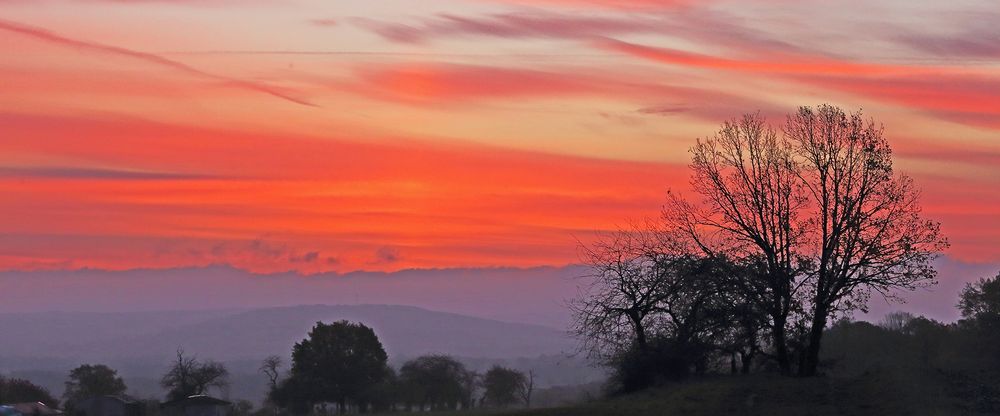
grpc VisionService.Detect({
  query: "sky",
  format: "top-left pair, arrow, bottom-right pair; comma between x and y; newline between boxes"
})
1,0 -> 999,316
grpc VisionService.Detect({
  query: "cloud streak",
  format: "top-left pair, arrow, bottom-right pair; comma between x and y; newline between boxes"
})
0,166 -> 216,180
355,12 -> 665,44
0,19 -> 316,107
598,37 -> 1000,129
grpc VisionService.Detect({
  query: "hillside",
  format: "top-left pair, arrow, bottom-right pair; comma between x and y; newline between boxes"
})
514,369 -> 997,416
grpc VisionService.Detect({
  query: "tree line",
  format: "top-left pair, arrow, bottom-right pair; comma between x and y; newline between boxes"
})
0,321 -> 537,415
571,104 -> 948,391
267,321 -> 535,413
823,273 -> 1000,412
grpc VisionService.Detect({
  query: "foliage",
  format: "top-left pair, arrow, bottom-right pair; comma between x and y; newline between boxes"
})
482,366 -> 526,408
63,364 -> 128,409
272,321 -> 389,413
958,272 -> 1000,320
0,376 -> 60,408
398,355 -> 477,411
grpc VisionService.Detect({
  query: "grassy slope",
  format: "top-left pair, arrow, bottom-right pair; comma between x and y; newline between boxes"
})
513,369 -> 988,416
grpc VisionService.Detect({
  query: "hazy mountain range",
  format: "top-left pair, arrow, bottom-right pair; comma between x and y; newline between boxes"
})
0,304 -> 575,361
0,265 -> 586,328
0,258 -> 993,330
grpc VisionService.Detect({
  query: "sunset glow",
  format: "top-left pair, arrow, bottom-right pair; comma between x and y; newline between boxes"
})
2,0 -> 998,274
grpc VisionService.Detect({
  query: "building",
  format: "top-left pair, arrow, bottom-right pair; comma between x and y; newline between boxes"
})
2,403 -> 62,416
74,396 -> 142,416
159,396 -> 228,416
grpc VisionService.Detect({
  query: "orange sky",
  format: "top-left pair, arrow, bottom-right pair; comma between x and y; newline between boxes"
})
1,0 -> 998,273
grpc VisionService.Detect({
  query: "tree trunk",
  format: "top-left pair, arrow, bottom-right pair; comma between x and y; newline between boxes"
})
630,312 -> 648,351
740,351 -> 754,374
800,304 -> 828,376
772,315 -> 791,375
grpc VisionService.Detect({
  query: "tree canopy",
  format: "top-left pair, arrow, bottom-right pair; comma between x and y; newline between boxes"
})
0,376 -> 60,408
273,321 -> 390,413
575,104 -> 946,384
64,364 -> 127,407
959,272 -> 1000,320
481,366 -> 526,408
398,355 -> 476,411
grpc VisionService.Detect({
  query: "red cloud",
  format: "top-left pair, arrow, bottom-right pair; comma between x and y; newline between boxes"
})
0,111 -> 686,272
802,74 -> 1000,129
347,62 -> 784,123
597,38 -> 923,77
599,37 -> 1000,130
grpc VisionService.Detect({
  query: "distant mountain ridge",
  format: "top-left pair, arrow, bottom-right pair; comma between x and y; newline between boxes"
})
0,304 -> 575,366
0,265 -> 586,328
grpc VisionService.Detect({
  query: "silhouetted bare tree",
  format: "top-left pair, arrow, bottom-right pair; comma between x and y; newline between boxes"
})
518,370 -> 535,408
665,112 -> 807,374
571,225 -> 709,360
161,349 -> 229,401
259,355 -> 282,391
786,105 -> 947,376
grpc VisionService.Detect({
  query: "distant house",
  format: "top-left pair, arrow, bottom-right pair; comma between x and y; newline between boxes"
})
160,396 -> 228,416
2,403 -> 63,416
74,396 -> 142,416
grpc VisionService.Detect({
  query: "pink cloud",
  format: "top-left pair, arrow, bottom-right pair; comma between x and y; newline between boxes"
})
355,12 -> 665,44
0,19 -> 315,107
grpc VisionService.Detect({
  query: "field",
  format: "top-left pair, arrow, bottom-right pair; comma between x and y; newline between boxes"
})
513,369 -> 995,416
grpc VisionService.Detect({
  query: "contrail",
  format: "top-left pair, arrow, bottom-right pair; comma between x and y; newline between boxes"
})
0,19 -> 318,107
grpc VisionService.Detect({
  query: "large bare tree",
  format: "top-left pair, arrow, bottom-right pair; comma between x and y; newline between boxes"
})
666,113 -> 807,374
786,105 -> 947,376
668,105 -> 945,376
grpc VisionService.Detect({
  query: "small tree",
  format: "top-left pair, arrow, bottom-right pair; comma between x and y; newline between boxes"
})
481,366 -> 525,408
259,356 -> 282,392
161,349 -> 229,401
64,364 -> 127,409
0,376 -> 60,408
880,311 -> 917,333
282,321 -> 389,413
518,370 -> 535,408
398,355 -> 475,411
958,272 -> 1000,320
572,225 -> 716,360
574,226 -> 746,390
